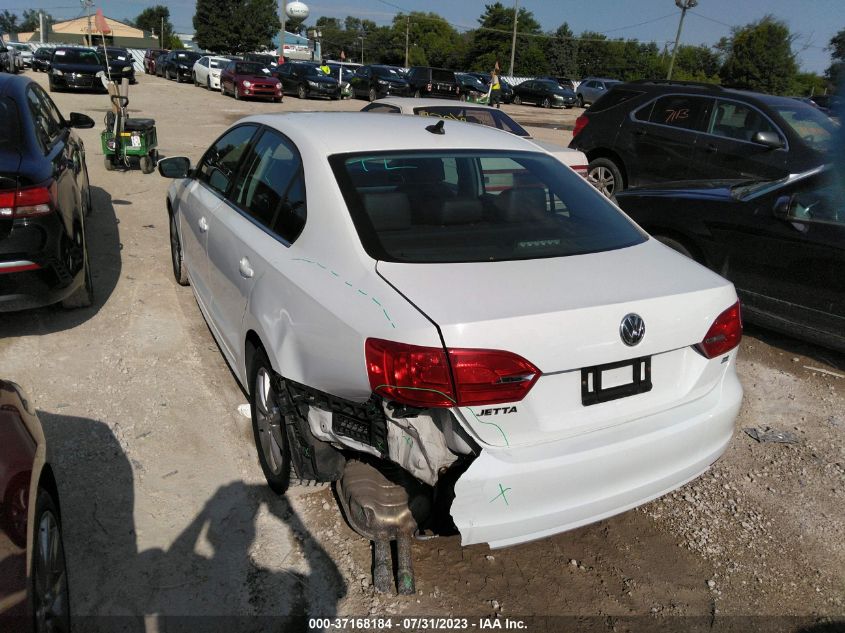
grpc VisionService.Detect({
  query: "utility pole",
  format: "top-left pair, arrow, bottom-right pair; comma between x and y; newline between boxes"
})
404,15 -> 409,68
359,34 -> 364,64
279,0 -> 287,60
160,16 -> 164,48
508,0 -> 519,77
667,0 -> 698,80
39,11 -> 44,43
80,0 -> 93,46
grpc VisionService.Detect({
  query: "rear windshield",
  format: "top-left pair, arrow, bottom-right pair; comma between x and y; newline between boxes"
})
413,106 -> 529,137
52,49 -> 102,65
0,97 -> 20,149
589,88 -> 645,113
432,69 -> 454,83
773,103 -> 836,152
330,150 -> 646,263
175,52 -> 201,62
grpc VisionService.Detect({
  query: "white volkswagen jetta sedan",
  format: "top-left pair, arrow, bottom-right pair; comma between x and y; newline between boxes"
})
159,112 -> 743,549
192,55 -> 229,90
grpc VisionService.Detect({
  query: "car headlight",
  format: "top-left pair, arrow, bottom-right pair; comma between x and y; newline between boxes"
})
52,68 -> 63,75
307,80 -> 319,87
242,80 -> 251,88
122,66 -> 131,72
377,79 -> 387,85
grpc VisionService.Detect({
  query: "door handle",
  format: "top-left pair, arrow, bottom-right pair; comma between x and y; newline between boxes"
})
239,257 -> 254,279
634,127 -> 647,136
198,217 -> 208,233
705,144 -> 718,154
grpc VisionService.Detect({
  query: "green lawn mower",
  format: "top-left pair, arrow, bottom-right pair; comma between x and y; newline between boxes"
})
101,94 -> 158,174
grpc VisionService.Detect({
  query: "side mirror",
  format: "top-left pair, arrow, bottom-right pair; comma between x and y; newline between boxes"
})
68,112 -> 95,129
158,156 -> 191,178
752,131 -> 784,149
773,195 -> 791,220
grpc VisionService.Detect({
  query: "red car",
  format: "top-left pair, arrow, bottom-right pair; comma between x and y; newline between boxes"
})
0,380 -> 69,632
143,48 -> 168,75
220,60 -> 282,102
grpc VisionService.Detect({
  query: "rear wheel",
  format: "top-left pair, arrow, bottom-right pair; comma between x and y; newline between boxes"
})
250,350 -> 293,494
368,87 -> 377,102
513,95 -> 521,105
103,156 -> 114,171
587,157 -> 624,199
62,224 -> 93,309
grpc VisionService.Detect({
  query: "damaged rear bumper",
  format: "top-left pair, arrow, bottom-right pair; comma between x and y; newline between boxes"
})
451,371 -> 742,548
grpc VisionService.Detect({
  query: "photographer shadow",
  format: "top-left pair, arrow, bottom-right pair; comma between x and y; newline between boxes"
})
37,411 -> 345,633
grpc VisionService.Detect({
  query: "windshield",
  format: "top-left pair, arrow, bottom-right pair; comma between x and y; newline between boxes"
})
773,103 -> 837,152
330,150 -> 645,263
235,62 -> 269,75
374,67 -> 402,79
413,105 -> 529,137
175,52 -> 201,62
459,75 -> 487,91
52,49 -> 102,65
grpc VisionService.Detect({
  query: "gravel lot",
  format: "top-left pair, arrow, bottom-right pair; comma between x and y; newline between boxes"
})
0,71 -> 842,632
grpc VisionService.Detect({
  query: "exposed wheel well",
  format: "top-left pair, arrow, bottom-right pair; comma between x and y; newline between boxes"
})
585,149 -> 628,189
38,465 -> 62,520
244,330 -> 264,394
646,228 -> 707,266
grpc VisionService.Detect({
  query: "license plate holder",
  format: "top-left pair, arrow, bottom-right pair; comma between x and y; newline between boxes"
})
581,356 -> 652,406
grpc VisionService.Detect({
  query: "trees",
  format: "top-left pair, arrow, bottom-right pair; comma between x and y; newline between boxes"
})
0,10 -> 18,35
135,5 -> 176,48
718,16 -> 798,94
467,2 -> 548,75
194,0 -> 278,54
826,27 -> 845,88
546,23 -> 578,79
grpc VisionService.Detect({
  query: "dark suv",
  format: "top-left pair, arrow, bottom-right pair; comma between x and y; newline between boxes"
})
349,65 -> 409,101
569,80 -> 836,198
406,66 -> 459,99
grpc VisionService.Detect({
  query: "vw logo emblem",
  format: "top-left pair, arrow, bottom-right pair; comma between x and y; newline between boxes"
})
620,313 -> 645,346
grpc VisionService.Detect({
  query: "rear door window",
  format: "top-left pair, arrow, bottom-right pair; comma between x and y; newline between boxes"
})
413,106 -> 529,137
645,95 -> 711,131
432,69 -> 453,83
0,97 -> 20,150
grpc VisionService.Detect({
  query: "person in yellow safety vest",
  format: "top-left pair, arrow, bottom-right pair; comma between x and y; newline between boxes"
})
490,61 -> 502,109
320,60 -> 331,76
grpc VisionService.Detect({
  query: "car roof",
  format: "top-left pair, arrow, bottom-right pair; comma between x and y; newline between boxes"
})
239,112 -> 535,155
618,80 -> 808,107
0,72 -> 32,98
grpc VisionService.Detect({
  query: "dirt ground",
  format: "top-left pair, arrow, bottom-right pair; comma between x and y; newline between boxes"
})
0,71 -> 842,632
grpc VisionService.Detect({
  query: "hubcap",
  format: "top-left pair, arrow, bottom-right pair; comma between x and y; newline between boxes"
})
589,166 -> 616,198
255,368 -> 285,475
34,510 -> 69,633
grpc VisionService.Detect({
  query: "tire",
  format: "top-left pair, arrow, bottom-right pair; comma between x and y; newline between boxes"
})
577,94 -> 585,107
654,235 -> 697,261
368,87 -> 377,102
206,76 -> 211,90
103,156 -> 114,171
169,211 -> 189,286
273,97 -> 282,103
587,157 -> 624,199
541,97 -> 551,109
140,155 -> 154,174
513,95 -> 521,105
193,73 -> 198,86
250,349 -> 293,494
62,224 -> 93,309
459,94 -> 467,102
32,487 -> 71,633
413,89 -> 421,98
297,84 -> 306,99
234,85 -> 240,100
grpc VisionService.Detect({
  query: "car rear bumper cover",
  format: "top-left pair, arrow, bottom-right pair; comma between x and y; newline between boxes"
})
451,367 -> 742,548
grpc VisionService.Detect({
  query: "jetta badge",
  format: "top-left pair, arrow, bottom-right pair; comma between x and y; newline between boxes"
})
620,313 -> 645,346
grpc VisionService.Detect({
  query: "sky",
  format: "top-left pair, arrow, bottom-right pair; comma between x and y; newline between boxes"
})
1,0 -> 840,73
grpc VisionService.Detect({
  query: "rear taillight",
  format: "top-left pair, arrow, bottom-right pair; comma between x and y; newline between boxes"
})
572,114 -> 589,138
365,338 -> 540,408
0,182 -> 56,219
696,301 -> 742,359
426,83 -> 432,92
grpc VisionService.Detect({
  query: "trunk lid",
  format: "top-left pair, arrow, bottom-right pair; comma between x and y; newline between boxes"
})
378,239 -> 739,447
